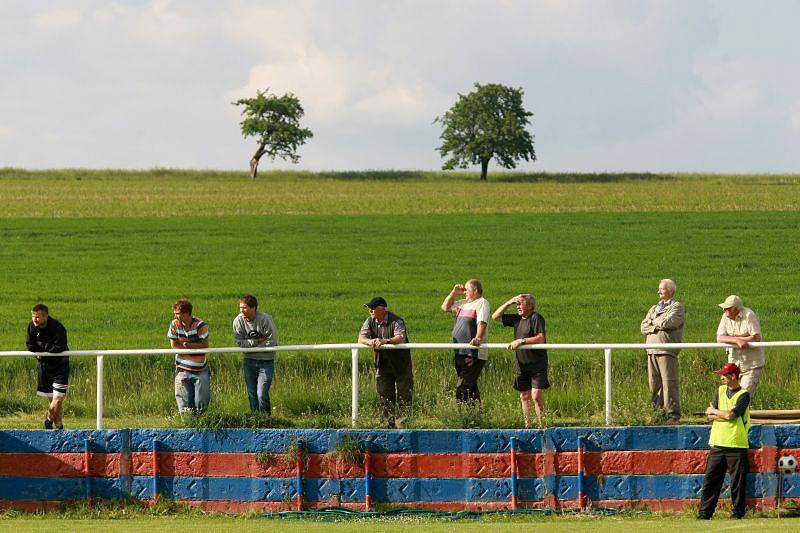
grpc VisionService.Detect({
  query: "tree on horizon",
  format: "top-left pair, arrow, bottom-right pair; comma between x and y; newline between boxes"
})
435,83 -> 536,181
233,89 -> 313,179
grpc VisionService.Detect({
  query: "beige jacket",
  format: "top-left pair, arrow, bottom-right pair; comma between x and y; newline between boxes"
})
640,300 -> 685,356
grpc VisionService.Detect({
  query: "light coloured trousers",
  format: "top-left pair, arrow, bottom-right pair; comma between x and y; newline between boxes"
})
738,366 -> 763,399
647,353 -> 680,420
174,368 -> 210,413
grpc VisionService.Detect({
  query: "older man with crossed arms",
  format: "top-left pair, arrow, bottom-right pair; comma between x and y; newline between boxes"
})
640,279 -> 685,423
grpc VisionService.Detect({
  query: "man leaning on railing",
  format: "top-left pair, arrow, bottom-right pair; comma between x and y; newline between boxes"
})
26,303 -> 70,430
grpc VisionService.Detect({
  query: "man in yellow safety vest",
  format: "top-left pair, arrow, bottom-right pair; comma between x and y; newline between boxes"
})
697,362 -> 751,520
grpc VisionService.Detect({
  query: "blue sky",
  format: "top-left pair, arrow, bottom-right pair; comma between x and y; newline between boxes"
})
2,0 -> 799,172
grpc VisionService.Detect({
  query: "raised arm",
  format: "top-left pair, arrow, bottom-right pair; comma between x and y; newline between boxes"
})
492,296 -> 520,321
441,284 -> 465,312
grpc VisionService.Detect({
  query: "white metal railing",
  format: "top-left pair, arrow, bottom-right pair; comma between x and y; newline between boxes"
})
2,341 -> 798,429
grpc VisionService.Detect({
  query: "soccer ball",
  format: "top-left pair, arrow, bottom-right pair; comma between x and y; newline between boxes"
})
779,455 -> 797,473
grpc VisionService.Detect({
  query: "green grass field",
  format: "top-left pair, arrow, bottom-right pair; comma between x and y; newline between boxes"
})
1,511 -> 793,532
3,168 -> 800,217
1,169 -> 799,429
0,497 -> 792,531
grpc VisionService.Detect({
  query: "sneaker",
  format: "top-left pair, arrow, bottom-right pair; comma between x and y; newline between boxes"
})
43,419 -> 53,430
55,423 -> 64,430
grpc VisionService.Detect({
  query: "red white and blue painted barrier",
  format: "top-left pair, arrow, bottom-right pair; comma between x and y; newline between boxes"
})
1,425 -> 799,512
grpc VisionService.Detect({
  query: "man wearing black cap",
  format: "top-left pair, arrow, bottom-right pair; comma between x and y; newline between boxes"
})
358,297 -> 413,428
698,362 -> 751,520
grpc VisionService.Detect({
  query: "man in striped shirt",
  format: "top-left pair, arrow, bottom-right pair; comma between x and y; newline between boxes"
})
168,298 -> 210,413
441,279 -> 491,404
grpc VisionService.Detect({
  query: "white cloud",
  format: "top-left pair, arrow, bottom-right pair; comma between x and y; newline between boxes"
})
352,83 -> 446,125
231,48 -> 352,121
683,56 -> 763,123
32,5 -> 85,32
2,1 -> 799,170
231,50 -> 447,126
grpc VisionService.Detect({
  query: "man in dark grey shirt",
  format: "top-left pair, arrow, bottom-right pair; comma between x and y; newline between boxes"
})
358,297 -> 413,428
493,293 -> 549,427
233,295 -> 278,415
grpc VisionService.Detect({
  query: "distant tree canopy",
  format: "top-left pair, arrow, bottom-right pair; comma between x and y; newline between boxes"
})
435,83 -> 536,180
233,90 -> 313,179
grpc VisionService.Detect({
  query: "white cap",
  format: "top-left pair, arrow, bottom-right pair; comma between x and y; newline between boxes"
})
719,295 -> 743,310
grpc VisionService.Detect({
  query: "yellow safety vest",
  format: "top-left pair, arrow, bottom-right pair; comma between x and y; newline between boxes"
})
709,385 -> 750,448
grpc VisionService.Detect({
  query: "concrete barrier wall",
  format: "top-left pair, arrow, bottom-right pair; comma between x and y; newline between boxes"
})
1,425 -> 799,512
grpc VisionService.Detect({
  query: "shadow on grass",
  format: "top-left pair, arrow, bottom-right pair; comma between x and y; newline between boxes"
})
492,172 -> 669,183
309,170 -> 672,183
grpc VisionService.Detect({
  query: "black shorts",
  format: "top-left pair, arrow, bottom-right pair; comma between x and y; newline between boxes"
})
37,359 -> 70,397
514,359 -> 550,392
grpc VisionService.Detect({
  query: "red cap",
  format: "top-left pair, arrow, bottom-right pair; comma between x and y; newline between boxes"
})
714,362 -> 741,377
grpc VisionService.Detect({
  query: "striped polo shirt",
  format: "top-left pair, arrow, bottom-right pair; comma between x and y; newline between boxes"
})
167,316 -> 209,372
450,297 -> 490,360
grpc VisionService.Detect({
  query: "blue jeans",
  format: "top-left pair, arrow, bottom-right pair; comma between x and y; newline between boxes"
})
174,368 -> 210,413
243,358 -> 274,414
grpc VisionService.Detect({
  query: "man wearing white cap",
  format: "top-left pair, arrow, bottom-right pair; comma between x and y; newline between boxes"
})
716,295 -> 763,398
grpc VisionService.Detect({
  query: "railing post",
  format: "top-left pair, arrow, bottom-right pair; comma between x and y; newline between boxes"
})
604,348 -> 612,425
509,436 -> 518,509
351,348 -> 359,428
96,355 -> 104,430
577,435 -> 585,509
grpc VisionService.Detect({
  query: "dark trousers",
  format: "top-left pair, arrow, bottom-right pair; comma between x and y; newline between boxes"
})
375,351 -> 413,426
698,446 -> 749,518
454,353 -> 486,404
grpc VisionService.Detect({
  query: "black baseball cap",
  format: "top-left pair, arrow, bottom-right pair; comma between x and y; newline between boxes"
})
364,297 -> 388,309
